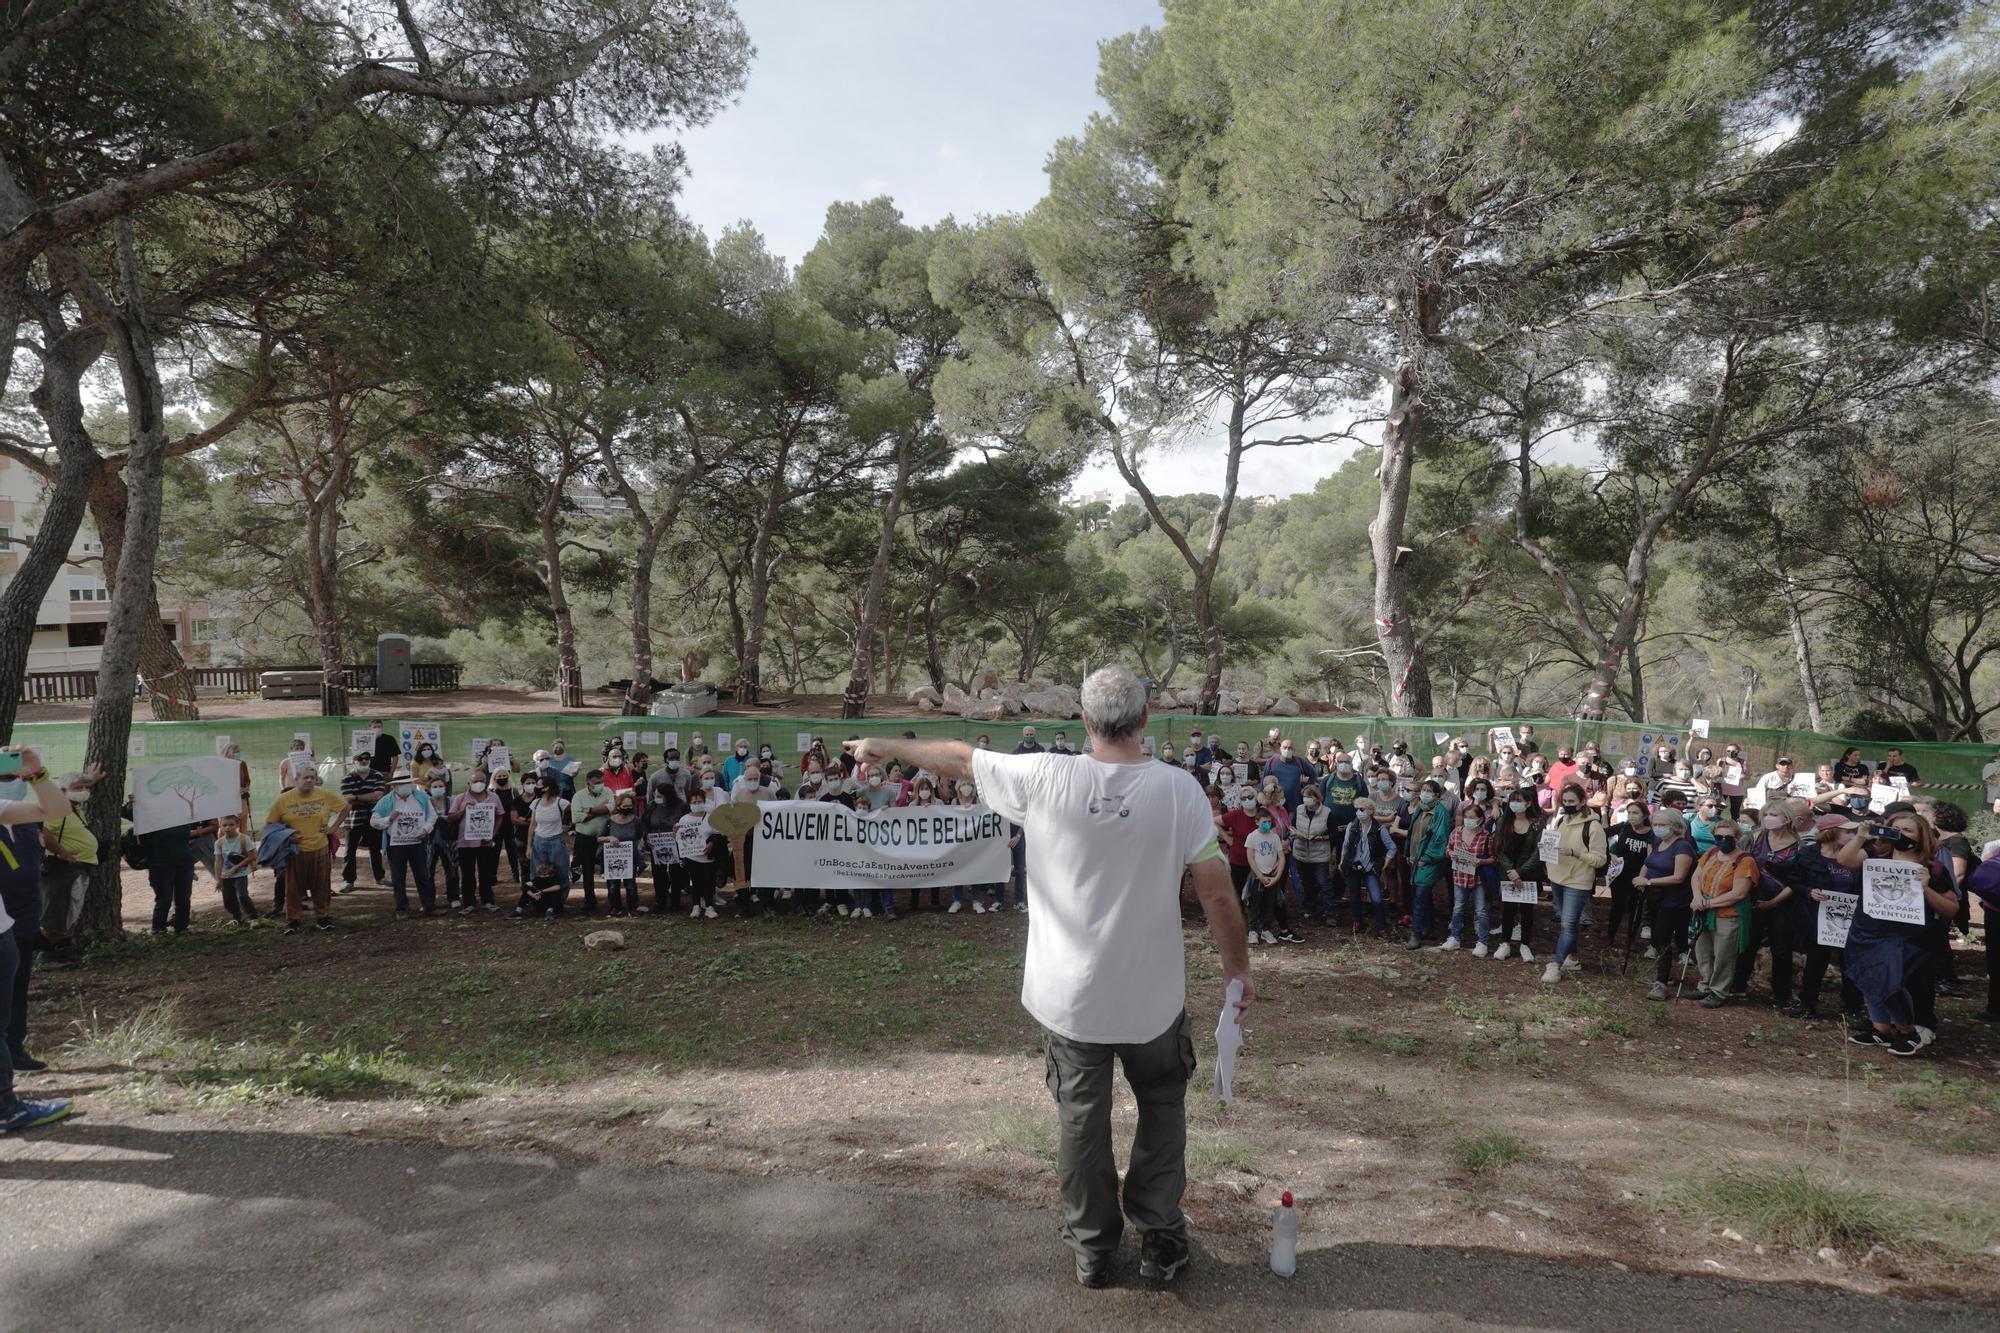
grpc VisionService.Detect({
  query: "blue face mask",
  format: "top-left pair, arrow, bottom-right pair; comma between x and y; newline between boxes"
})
0,778 -> 26,801
1713,836 -> 1738,853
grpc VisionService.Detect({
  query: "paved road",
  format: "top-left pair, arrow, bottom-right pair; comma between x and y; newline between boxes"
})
0,1119 -> 1990,1332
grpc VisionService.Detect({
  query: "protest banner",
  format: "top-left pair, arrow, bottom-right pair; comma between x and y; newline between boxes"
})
388,810 -> 427,846
1501,879 -> 1539,904
602,842 -> 636,879
1690,718 -> 1710,739
1817,891 -> 1858,948
1862,858 -> 1927,925
750,800 -> 1011,890
130,756 -> 241,835
647,832 -> 679,864
461,802 -> 497,842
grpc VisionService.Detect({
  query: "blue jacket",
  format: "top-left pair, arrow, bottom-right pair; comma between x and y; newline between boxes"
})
255,822 -> 299,876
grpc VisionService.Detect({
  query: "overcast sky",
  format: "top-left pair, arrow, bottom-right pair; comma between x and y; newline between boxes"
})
648,0 -> 1375,500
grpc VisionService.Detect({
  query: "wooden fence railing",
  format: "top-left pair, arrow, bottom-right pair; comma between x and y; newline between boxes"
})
21,662 -> 463,702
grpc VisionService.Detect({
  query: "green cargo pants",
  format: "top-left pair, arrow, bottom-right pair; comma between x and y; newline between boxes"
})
1040,1010 -> 1197,1260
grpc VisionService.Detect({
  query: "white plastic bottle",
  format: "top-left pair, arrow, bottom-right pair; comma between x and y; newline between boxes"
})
1269,1190 -> 1298,1277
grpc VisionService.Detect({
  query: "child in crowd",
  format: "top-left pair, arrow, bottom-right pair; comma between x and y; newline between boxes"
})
514,857 -> 567,919
212,814 -> 260,928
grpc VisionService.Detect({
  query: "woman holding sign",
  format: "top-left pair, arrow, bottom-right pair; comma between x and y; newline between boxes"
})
1492,787 -> 1546,964
1834,811 -> 1957,1055
1687,819 -> 1757,1007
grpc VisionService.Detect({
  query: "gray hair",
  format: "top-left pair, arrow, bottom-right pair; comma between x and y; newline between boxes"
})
1653,809 -> 1687,837
1080,665 -> 1147,742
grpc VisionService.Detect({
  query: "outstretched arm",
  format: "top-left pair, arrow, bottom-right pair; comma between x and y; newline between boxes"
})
845,738 -> 975,783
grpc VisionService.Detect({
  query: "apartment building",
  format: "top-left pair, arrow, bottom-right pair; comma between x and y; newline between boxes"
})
0,455 -> 213,673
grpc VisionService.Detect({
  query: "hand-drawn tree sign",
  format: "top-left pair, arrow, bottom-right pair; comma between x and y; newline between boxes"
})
147,763 -> 220,822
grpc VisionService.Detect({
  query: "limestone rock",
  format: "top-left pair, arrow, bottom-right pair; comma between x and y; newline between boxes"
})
584,930 -> 627,951
1269,695 -> 1301,716
907,684 -> 943,707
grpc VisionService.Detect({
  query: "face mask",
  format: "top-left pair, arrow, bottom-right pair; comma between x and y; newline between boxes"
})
1304,799 -> 1320,810
1258,819 -> 1272,831
393,783 -> 413,794
1336,764 -> 1353,777
736,745 -> 749,757
552,747 -> 565,756
1280,748 -> 1293,759
1622,766 -> 1637,777
1762,815 -> 1784,830
418,749 -> 432,759
0,779 -> 25,801
350,763 -> 367,773
1463,814 -> 1480,826
1418,792 -> 1436,807
666,760 -> 680,772
471,782 -> 487,794
1508,800 -> 1527,813
962,787 -> 977,801
693,803 -> 711,815
759,748 -> 772,759
1713,836 -> 1738,853
608,757 -> 624,769
1471,790 -> 1489,802
1562,801 -> 1580,813
917,789 -> 932,800
870,777 -> 884,788
1240,798 -> 1256,810
430,785 -> 446,797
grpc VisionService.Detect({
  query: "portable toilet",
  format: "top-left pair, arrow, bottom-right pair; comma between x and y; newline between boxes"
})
376,632 -> 412,693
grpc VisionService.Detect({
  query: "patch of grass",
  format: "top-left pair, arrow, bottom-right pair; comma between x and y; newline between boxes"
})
1661,1165 -> 1997,1254
1187,1129 -> 1255,1175
1891,1070 -> 1982,1112
980,1104 -> 1056,1162
66,999 -> 202,1064
1337,1025 -> 1425,1057
1447,1130 -> 1527,1174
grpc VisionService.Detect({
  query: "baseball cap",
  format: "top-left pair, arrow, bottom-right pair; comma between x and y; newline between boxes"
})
1814,813 -> 1857,833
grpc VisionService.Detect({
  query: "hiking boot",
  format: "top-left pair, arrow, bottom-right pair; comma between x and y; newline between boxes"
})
1075,1252 -> 1113,1289
1139,1235 -> 1191,1283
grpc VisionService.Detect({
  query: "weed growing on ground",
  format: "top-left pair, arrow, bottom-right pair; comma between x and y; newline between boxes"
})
1447,1130 -> 1527,1174
1660,1164 -> 1998,1254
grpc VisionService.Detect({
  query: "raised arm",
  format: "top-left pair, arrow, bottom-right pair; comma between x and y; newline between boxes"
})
846,737 -> 975,784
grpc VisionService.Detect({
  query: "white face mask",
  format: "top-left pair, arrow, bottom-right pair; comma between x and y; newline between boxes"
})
471,782 -> 487,794
1240,797 -> 1256,810
1508,800 -> 1527,813
430,785 -> 446,797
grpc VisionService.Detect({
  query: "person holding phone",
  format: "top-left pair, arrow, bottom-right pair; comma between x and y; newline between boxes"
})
0,745 -> 76,1134
1835,810 -> 1958,1055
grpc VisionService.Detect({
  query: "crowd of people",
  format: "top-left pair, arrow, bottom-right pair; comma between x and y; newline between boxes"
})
3,715 -> 1995,1136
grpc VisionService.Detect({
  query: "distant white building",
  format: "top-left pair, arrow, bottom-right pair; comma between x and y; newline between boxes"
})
0,455 -> 212,674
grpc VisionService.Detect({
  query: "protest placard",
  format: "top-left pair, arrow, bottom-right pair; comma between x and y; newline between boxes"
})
351,727 -> 378,759
1817,891 -> 1858,948
1450,848 -> 1475,876
675,820 -> 710,861
1606,855 -> 1625,883
461,802 -> 496,843
1434,730 -> 1452,746
1723,761 -> 1744,786
397,720 -> 441,764
1538,825 -> 1563,864
796,732 -> 814,753
1862,858 -> 1927,925
1501,879 -> 1539,904
662,731 -> 679,751
213,735 -> 232,757
1492,726 -> 1517,751
716,732 -> 732,753
388,811 -> 427,846
647,832 -> 679,864
130,756 -> 241,834
601,842 -> 636,878
1869,784 -> 1898,813
1690,718 -> 1710,738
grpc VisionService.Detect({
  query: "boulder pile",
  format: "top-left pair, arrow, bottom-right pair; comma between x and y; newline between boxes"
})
908,674 -> 1300,719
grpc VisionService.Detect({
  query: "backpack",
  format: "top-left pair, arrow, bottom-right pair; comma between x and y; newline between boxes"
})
121,829 -> 151,871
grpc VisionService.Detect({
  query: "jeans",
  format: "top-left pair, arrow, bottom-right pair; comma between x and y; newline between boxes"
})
0,929 -> 17,1110
1345,867 -> 1388,932
1296,860 -> 1332,917
531,834 -> 570,884
1553,885 -> 1591,966
1449,882 -> 1489,947
220,876 -> 256,921
385,843 -> 433,913
5,886 -> 37,1069
1041,1011 -> 1195,1261
148,860 -> 194,933
1411,875 -> 1441,939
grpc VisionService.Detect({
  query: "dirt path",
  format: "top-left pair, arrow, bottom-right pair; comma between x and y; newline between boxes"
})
1,1117 -> 1990,1333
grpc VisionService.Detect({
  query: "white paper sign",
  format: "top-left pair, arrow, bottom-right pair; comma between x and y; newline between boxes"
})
1606,855 -> 1626,883
1817,891 -> 1858,948
1434,730 -> 1452,746
1213,979 -> 1244,1106
397,720 -> 441,764
648,831 -> 679,864
352,727 -> 378,759
675,821 -> 710,860
750,800 -> 1011,890
1889,775 -> 1910,793
1789,775 -> 1818,798
1862,858 -> 1927,925
461,801 -> 497,843
1690,718 -> 1710,738
130,756 -> 242,835
623,730 -> 639,750
467,737 -> 488,763
1492,726 -> 1517,752
1450,849 -> 1476,875
640,730 -> 659,746
1538,825 -> 1563,864
213,734 -> 233,756
716,732 -> 732,753
294,731 -> 315,750
601,842 -> 636,878
1745,783 -> 1769,811
486,744 -> 510,772
127,735 -> 147,757
796,732 -> 814,753
1501,878 -> 1539,904
662,731 -> 679,751
1719,761 -> 1741,786
389,811 -> 426,846
1603,734 -> 1623,756
1869,783 -> 1898,814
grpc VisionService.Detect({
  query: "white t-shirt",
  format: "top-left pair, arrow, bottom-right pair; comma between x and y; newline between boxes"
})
530,797 -> 570,840
972,749 -> 1220,1044
1245,827 -> 1283,879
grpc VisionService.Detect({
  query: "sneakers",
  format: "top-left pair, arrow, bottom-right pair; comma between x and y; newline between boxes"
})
837,904 -> 851,917
1561,958 -> 1582,973
704,904 -> 719,919
1643,946 -> 1658,960
816,903 -> 832,918
1403,935 -> 1424,950
1699,992 -> 1727,1008
972,901 -> 987,914
1075,1252 -> 1113,1289
1261,930 -> 1279,945
1471,942 -> 1489,958
1541,962 -> 1562,983
1278,930 -> 1304,944
690,905 -> 702,919
857,907 -> 872,920
1493,943 -> 1513,961
1435,937 -> 1461,952
1016,903 -> 1028,913
948,901 -> 962,914
11,1050 -> 48,1073
1913,1025 -> 1936,1050
283,921 -> 301,935
1138,1235 -> 1191,1283
1885,1033 -> 1925,1057
338,880 -> 355,894
510,907 -> 525,919
1640,925 -> 1652,941
1847,1029 -> 1884,1047
1646,981 -> 1668,1001
315,917 -> 335,932
1510,925 -> 1523,942
1518,945 -> 1535,964
0,1099 -> 74,1134
1249,931 -> 1264,946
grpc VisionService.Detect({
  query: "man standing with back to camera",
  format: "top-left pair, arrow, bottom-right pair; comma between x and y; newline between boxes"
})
846,665 -> 1253,1288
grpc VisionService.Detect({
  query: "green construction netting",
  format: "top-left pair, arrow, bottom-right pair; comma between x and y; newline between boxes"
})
13,711 -> 1997,819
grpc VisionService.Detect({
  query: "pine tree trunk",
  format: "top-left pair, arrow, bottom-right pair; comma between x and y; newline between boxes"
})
1195,582 -> 1223,717
0,338 -> 98,740
543,504 -> 584,708
80,229 -> 172,938
1371,360 -> 1433,716
622,526 -> 662,716
87,452 -> 198,721
842,439 -> 912,719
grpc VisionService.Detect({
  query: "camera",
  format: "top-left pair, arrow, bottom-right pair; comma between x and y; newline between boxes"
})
1866,824 -> 1914,850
